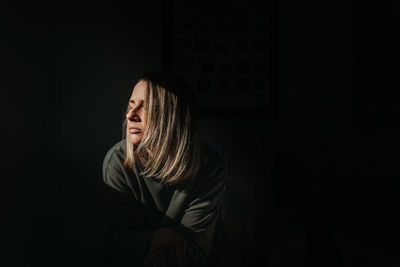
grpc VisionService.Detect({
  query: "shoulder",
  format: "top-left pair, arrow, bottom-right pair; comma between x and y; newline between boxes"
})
195,140 -> 227,188
103,139 -> 126,171
102,139 -> 130,191
181,141 -> 227,207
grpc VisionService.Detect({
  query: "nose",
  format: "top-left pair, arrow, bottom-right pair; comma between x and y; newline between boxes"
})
126,107 -> 141,122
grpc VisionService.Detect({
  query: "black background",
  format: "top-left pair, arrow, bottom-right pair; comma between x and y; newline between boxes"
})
2,0 -> 399,266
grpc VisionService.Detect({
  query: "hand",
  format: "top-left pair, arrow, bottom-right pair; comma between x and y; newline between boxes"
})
144,227 -> 200,267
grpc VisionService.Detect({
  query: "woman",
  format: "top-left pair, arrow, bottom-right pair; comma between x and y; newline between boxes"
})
102,71 -> 227,267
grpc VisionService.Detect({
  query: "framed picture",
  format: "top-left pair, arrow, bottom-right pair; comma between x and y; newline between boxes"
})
165,0 -> 271,116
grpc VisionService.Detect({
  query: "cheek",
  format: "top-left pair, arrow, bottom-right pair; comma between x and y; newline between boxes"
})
142,113 -> 148,127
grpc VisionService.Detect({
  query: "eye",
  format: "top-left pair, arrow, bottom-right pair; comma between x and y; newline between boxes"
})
127,101 -> 144,111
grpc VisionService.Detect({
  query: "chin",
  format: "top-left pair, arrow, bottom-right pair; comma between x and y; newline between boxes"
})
129,134 -> 143,145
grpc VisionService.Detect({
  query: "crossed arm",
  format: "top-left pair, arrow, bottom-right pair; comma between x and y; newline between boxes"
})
103,152 -> 226,267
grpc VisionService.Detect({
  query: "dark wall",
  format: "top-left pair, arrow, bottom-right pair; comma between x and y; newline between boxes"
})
269,1 -> 400,266
2,1 -> 163,266
2,1 -> 399,267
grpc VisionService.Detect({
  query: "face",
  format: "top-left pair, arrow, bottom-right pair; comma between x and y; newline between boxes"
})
126,80 -> 148,145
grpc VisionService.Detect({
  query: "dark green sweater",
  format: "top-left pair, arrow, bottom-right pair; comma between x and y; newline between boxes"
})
102,139 -> 227,266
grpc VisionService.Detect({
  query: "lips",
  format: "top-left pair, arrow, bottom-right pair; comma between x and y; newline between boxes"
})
129,127 -> 142,134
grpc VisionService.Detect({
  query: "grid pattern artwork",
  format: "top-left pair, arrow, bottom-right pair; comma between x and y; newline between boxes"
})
169,0 -> 270,112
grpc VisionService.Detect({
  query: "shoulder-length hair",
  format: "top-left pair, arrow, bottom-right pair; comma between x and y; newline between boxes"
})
122,71 -> 201,186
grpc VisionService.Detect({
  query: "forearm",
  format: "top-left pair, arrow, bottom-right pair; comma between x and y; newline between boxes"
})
104,184 -> 152,266
144,227 -> 201,267
109,230 -> 152,255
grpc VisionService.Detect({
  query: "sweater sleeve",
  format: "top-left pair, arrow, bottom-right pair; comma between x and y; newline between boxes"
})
102,144 -> 152,267
176,160 -> 227,265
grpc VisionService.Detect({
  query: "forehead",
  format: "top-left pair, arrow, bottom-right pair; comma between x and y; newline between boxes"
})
130,80 -> 147,100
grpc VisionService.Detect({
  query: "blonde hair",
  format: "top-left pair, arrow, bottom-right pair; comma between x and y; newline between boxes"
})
122,71 -> 201,185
